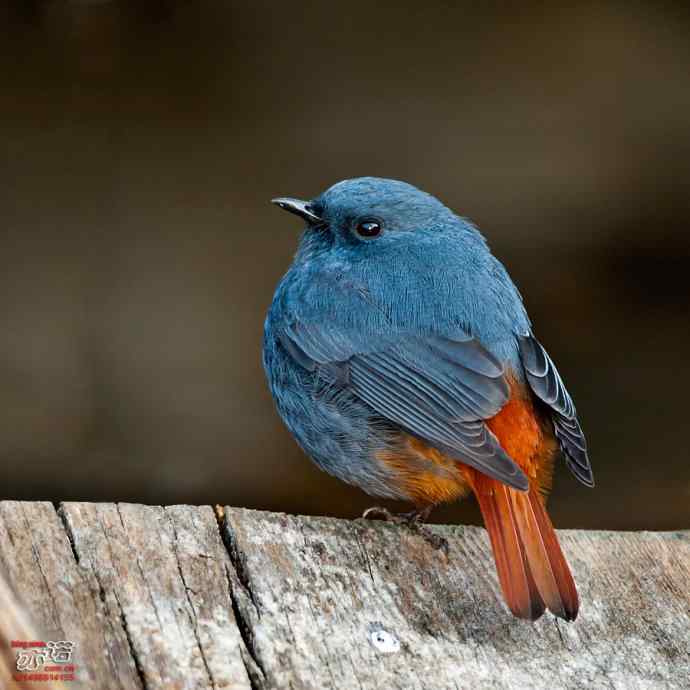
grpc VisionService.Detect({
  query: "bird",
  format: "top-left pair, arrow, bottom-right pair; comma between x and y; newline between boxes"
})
263,177 -> 593,621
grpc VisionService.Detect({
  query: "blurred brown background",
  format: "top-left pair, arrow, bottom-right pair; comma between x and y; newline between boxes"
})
1,1 -> 688,530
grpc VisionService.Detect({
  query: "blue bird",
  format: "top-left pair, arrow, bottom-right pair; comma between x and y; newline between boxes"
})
264,177 -> 593,621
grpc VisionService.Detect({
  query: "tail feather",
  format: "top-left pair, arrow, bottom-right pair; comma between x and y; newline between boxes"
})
526,487 -> 579,621
473,476 -> 579,621
473,474 -> 545,620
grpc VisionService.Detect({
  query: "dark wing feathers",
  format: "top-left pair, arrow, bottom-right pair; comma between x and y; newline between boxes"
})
281,322 -> 529,490
518,335 -> 594,487
348,348 -> 521,482
423,335 -> 505,378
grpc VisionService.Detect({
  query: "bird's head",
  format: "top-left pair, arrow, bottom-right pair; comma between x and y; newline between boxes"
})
270,177 -> 528,346
272,177 -> 474,256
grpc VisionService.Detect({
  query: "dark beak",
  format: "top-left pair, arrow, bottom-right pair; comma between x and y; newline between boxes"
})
271,197 -> 322,224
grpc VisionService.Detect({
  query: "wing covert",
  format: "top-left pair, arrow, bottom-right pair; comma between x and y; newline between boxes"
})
280,321 -> 529,490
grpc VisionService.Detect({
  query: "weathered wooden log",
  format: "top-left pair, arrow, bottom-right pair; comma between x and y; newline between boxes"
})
0,501 -> 687,689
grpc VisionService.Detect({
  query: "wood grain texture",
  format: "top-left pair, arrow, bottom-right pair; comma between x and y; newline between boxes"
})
0,501 -> 141,690
0,555 -> 69,690
0,501 -> 688,690
220,509 -> 690,690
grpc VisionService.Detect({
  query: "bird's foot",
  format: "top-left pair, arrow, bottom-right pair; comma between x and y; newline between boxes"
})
361,506 -> 449,555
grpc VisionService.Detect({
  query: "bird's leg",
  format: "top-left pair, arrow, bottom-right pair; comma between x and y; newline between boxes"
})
361,505 -> 448,554
405,506 -> 450,555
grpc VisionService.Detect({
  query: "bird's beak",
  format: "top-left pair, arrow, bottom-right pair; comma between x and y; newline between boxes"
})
271,197 -> 322,224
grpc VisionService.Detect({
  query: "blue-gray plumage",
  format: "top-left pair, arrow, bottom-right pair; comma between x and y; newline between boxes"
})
263,177 -> 593,621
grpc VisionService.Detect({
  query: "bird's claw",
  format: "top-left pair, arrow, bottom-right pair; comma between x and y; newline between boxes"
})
360,506 -> 449,555
361,506 -> 397,522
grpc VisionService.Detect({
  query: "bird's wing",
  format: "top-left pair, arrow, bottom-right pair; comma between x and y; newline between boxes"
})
279,321 -> 529,490
518,335 -> 594,487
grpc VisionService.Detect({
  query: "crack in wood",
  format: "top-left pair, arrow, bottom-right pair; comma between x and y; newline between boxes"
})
166,508 -> 217,690
354,529 -> 375,585
113,587 -> 150,690
113,504 -> 167,639
554,619 -> 569,651
215,506 -> 260,614
214,506 -> 266,690
23,503 -> 62,635
227,573 -> 266,690
54,503 -> 79,565
55,503 -> 148,690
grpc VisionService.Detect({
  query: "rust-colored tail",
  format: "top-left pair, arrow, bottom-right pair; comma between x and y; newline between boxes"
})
473,474 -> 579,621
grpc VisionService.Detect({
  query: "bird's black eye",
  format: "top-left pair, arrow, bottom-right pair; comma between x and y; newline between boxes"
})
354,219 -> 382,239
